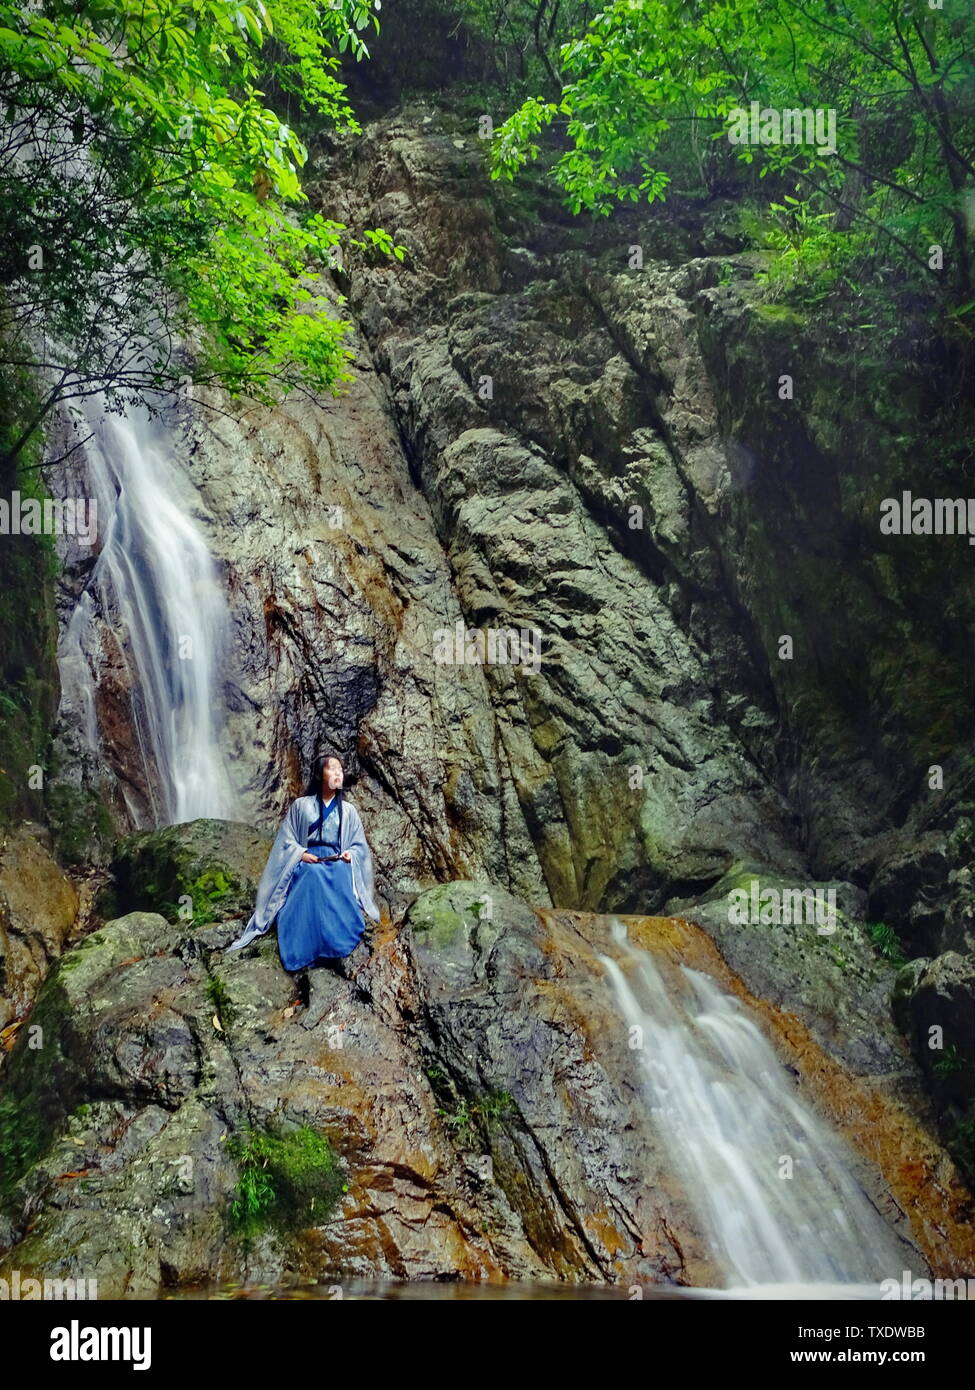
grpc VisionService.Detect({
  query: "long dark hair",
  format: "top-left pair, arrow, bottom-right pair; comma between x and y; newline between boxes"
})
305,752 -> 345,844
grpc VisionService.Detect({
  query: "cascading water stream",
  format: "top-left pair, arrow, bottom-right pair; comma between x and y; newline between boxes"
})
57,398 -> 236,826
600,921 -> 910,1290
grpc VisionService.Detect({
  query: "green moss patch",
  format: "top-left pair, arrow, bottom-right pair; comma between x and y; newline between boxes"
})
45,779 -> 115,867
225,1124 -> 346,1241
113,823 -> 251,924
0,973 -> 81,1207
435,1088 -> 515,1151
407,881 -> 501,948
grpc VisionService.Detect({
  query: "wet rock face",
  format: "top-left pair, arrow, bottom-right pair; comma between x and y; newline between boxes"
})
318,113 -> 805,915
895,950 -> 975,1165
138,106 -> 809,924
407,882 -> 718,1284
306,102 -> 975,937
50,101 -> 973,942
2,865 -> 972,1296
0,825 -> 79,1029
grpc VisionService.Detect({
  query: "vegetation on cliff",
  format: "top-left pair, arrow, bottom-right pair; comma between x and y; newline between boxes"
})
0,0 -> 405,459
476,1 -> 974,300
0,376 -> 58,823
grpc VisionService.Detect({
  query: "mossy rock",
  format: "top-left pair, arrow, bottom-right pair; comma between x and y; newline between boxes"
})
406,880 -> 509,950
45,779 -> 115,867
111,819 -> 272,925
0,910 -> 196,1213
0,970 -> 82,1205
406,880 -> 546,999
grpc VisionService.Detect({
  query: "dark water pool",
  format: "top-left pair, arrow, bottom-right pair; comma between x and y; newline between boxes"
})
167,1279 -> 887,1301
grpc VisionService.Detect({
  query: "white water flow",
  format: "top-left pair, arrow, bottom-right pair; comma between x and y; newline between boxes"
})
600,921 -> 911,1289
58,399 -> 236,825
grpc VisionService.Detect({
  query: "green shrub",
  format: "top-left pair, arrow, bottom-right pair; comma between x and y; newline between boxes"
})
866,921 -> 908,968
436,1088 -> 515,1148
226,1124 -> 347,1241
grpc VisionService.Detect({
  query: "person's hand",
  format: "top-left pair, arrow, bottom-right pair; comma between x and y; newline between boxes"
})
340,850 -> 352,862
301,851 -> 320,863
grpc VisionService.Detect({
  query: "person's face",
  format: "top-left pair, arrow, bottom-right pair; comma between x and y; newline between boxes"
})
322,759 -> 344,793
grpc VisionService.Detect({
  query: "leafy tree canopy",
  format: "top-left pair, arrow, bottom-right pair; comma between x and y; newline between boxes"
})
486,0 -> 974,303
0,0 -> 402,457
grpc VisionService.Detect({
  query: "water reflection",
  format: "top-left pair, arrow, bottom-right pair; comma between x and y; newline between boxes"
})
169,1279 -> 886,1301
170,1279 -> 670,1301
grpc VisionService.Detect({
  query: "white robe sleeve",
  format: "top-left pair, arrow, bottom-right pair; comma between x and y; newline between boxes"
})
226,799 -> 308,952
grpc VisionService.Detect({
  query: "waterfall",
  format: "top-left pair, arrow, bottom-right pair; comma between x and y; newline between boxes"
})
600,921 -> 910,1289
56,398 -> 237,826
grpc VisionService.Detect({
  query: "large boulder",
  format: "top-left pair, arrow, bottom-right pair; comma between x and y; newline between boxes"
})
672,864 -> 908,1077
0,904 -> 541,1295
3,881 -> 974,1295
110,819 -> 272,925
0,824 -> 79,1029
894,951 -> 975,1109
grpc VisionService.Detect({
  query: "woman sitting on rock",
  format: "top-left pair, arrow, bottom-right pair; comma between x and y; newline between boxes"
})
226,753 -> 380,989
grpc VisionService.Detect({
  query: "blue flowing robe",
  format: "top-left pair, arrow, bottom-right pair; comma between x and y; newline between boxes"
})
226,794 -> 380,960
